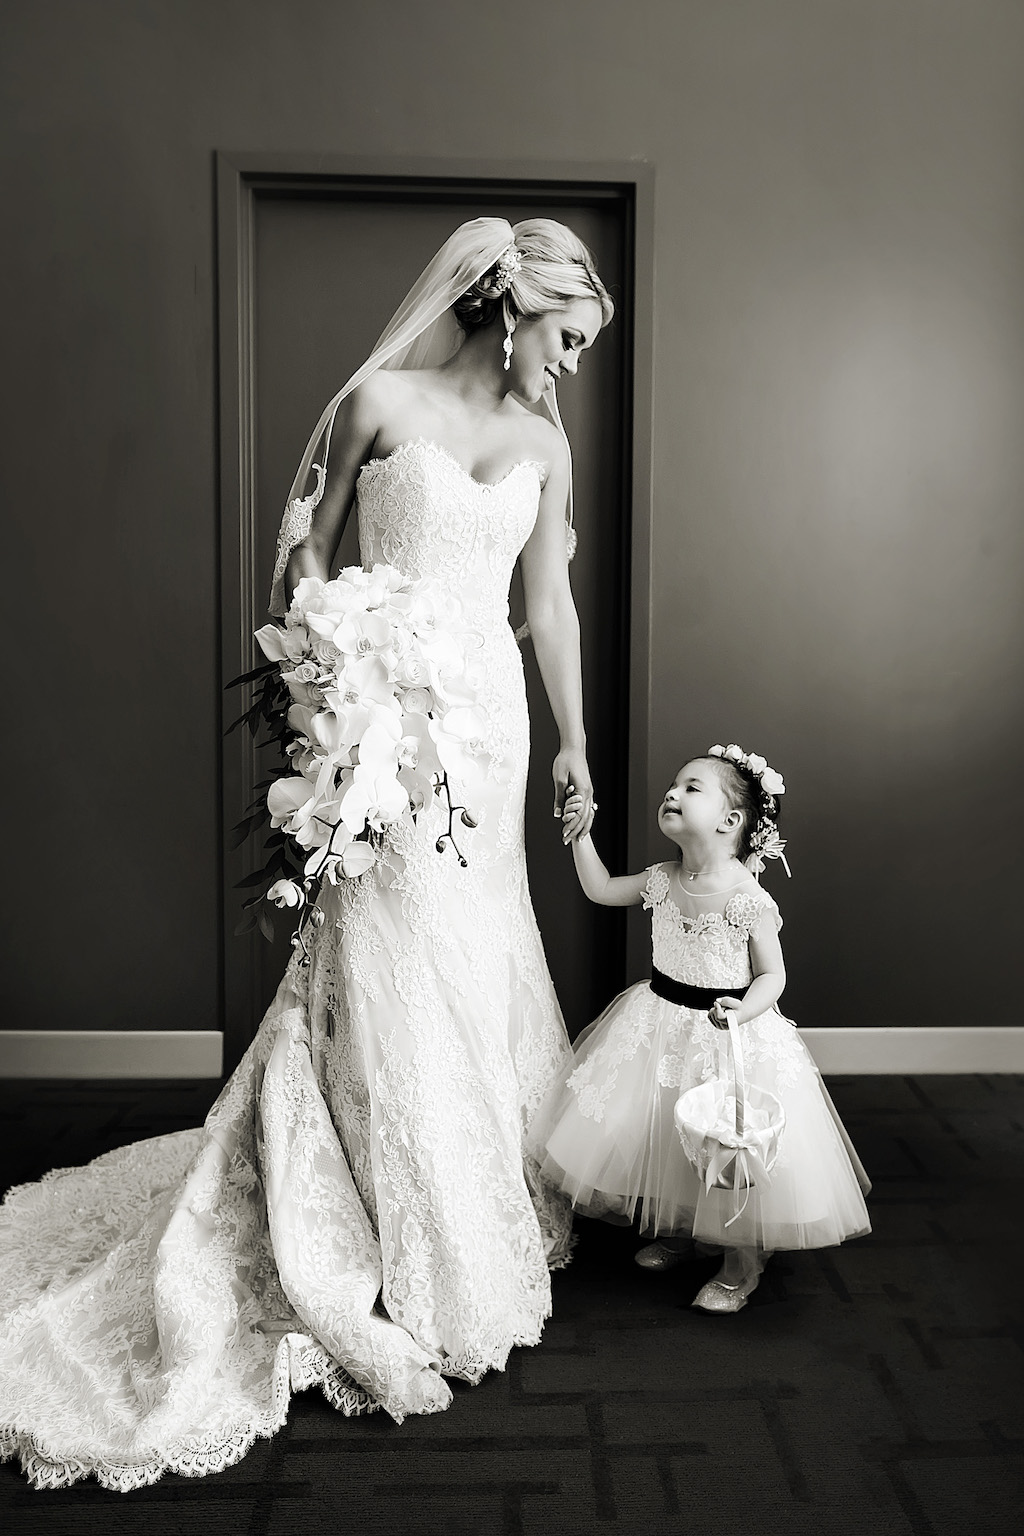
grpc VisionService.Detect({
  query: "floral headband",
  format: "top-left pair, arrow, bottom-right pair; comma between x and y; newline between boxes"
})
707,743 -> 791,877
491,242 -> 522,295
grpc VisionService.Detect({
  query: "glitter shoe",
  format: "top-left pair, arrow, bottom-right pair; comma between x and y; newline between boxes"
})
691,1276 -> 756,1314
634,1241 -> 689,1271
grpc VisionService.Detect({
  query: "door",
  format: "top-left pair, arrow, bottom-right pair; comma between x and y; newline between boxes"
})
220,168 -> 641,1069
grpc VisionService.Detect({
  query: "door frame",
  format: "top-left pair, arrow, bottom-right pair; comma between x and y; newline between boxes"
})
215,152 -> 655,1072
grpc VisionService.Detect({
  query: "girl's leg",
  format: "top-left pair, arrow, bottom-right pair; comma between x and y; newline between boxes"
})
719,1246 -> 766,1286
692,1247 -> 770,1313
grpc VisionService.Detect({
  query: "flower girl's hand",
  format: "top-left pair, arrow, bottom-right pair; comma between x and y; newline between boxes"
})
561,792 -> 588,845
554,748 -> 596,841
709,997 -> 744,1030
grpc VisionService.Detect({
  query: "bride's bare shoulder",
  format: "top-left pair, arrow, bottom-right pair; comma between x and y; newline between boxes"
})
501,398 -> 563,457
348,369 -> 418,410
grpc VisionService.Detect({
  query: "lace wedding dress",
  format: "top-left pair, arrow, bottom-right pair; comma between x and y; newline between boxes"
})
0,438 -> 574,1490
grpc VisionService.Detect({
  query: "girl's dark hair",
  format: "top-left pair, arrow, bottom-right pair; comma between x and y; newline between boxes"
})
451,217 -> 614,336
697,756 -> 781,865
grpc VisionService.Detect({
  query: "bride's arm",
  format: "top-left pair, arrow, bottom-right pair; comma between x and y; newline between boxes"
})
519,437 -> 595,841
283,382 -> 383,596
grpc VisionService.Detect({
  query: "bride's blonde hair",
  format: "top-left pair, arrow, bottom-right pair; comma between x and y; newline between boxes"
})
452,217 -> 614,333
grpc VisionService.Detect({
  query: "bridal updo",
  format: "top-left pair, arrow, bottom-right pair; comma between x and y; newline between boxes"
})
452,218 -> 614,334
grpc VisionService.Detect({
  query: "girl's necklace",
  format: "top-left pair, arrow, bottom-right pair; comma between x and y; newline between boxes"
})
675,863 -> 746,898
681,862 -> 732,882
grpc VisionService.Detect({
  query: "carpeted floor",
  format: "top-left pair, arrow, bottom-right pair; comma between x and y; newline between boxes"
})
0,1073 -> 1021,1536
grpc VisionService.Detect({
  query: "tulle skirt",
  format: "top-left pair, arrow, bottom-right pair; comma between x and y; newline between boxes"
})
529,982 -> 871,1253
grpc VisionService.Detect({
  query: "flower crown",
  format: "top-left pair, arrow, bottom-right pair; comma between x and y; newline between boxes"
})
707,743 -> 790,876
708,743 -> 785,798
491,242 -> 522,295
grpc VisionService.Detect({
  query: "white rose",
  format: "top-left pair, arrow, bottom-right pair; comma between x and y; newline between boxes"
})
313,638 -> 344,666
397,654 -> 429,687
745,753 -> 768,777
707,744 -> 725,758
403,687 -> 433,716
760,767 -> 786,796
724,744 -> 745,763
284,662 -> 319,685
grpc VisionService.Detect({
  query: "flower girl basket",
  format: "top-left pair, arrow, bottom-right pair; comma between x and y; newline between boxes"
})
673,1013 -> 786,1228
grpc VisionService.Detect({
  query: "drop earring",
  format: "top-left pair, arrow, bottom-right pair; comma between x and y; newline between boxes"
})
502,299 -> 516,371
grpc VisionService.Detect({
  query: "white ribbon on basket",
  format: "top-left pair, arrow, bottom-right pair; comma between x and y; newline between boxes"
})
674,1011 -> 785,1229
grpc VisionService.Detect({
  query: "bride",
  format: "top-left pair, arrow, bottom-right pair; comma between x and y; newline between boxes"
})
0,217 -> 613,1489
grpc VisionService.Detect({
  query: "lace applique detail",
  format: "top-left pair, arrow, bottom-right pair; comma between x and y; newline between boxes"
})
568,986 -> 662,1121
631,866 -> 804,1093
269,463 -> 327,616
641,863 -> 671,912
0,437 -> 573,1490
722,890 -> 778,939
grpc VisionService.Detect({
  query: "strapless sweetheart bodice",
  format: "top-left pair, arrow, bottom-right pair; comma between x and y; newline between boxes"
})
357,438 -> 543,634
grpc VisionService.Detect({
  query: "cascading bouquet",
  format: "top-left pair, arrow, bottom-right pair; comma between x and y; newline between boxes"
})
232,565 -> 488,949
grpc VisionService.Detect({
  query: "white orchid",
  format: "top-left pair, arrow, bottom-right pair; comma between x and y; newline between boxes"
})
333,607 -> 392,658
428,705 -> 489,782
252,562 -> 489,917
341,840 -> 378,878
267,776 -> 316,830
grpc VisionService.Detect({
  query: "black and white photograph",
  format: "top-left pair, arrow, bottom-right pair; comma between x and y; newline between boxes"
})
1,3 -> 1021,1532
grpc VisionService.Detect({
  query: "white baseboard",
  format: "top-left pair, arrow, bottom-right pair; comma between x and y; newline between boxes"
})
0,1028 -> 1021,1080
799,1026 -> 1024,1075
0,1032 -> 223,1079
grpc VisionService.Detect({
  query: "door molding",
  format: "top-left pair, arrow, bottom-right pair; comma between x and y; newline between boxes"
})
215,154 -> 655,1071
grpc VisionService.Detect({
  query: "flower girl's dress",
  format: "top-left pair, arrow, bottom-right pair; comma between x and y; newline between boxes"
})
0,440 -> 574,1489
530,863 -> 871,1252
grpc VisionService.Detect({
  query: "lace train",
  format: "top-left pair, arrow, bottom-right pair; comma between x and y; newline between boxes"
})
0,440 -> 574,1489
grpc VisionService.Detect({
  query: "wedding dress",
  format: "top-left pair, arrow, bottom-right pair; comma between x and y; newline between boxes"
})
0,437 -> 574,1490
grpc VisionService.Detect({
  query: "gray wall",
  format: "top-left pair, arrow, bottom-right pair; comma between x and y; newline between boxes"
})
2,0 -> 1021,1037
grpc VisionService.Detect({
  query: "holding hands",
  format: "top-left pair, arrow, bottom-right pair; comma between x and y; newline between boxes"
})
555,748 -> 597,843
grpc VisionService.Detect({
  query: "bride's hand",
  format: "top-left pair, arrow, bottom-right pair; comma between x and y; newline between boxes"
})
553,748 -> 596,841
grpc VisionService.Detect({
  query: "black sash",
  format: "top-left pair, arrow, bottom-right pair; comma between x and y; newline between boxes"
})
649,968 -> 733,1009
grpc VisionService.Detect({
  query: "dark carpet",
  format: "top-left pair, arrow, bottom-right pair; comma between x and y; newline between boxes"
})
0,1074 -> 1021,1536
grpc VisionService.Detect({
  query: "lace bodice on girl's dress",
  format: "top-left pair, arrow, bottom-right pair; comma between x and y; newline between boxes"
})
643,863 -> 779,990
0,437 -> 574,1492
564,864 -> 800,1124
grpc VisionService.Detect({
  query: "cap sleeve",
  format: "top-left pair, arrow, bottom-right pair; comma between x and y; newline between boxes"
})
641,863 -> 671,913
725,890 -> 782,938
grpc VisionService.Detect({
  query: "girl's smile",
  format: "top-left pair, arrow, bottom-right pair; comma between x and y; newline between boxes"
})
658,760 -> 730,838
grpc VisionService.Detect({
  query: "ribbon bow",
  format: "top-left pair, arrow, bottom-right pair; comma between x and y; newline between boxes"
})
746,828 -> 791,878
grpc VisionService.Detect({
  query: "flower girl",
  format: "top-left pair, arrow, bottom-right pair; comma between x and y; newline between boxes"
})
530,746 -> 870,1313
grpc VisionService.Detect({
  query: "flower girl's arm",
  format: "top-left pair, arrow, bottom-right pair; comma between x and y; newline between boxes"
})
569,833 -> 648,907
709,914 -> 787,1027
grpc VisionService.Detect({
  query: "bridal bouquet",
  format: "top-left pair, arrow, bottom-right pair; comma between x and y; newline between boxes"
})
234,565 -> 488,941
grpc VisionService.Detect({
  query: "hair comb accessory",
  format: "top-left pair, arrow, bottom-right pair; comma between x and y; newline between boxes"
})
492,241 -> 522,295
